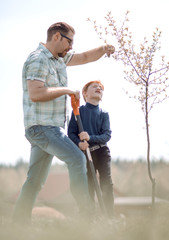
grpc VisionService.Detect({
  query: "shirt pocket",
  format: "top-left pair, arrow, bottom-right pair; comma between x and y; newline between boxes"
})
46,68 -> 60,87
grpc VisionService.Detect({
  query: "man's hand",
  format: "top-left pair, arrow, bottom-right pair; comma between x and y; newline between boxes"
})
103,44 -> 115,57
69,90 -> 80,99
78,131 -> 90,141
73,90 -> 80,100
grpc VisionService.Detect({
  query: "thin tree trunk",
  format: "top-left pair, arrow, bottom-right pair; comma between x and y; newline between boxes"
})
145,84 -> 156,206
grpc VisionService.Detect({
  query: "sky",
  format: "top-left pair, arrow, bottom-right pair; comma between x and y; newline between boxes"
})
1,0 -> 169,165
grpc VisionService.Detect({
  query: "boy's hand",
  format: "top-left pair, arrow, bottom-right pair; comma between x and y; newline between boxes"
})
78,141 -> 89,151
78,131 -> 90,141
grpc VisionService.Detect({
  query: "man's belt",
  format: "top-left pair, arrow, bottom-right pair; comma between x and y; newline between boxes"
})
89,144 -> 107,152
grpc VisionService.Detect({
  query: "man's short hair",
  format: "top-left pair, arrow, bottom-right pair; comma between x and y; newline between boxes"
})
47,22 -> 75,41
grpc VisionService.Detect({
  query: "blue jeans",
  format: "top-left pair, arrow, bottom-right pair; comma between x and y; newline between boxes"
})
13,125 -> 90,223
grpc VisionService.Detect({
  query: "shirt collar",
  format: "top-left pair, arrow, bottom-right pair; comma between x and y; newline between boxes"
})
38,43 -> 58,60
86,102 -> 99,109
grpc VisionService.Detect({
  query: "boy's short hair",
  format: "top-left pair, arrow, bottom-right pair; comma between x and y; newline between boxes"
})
82,80 -> 104,102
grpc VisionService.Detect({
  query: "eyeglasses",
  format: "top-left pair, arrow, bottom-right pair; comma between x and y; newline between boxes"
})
60,32 -> 73,45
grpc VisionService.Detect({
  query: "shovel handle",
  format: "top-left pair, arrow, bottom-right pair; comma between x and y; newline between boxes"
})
71,94 -> 80,116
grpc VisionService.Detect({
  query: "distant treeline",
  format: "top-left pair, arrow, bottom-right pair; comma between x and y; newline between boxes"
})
1,157 -> 169,169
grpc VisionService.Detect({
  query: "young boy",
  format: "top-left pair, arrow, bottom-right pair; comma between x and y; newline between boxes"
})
68,80 -> 114,217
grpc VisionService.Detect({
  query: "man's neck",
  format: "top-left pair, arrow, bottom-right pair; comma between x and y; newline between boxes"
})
44,42 -> 58,58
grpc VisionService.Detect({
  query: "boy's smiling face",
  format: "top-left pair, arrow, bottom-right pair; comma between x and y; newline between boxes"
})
84,83 -> 103,103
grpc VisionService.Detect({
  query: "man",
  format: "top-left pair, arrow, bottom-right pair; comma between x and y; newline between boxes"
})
68,80 -> 114,217
13,22 -> 115,223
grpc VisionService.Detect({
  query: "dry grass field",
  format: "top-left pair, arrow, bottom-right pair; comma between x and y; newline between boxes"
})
1,160 -> 169,240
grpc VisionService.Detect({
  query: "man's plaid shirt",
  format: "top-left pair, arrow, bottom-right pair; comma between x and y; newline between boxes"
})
22,43 -> 73,129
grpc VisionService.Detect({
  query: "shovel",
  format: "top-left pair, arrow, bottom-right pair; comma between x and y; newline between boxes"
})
71,94 -> 106,215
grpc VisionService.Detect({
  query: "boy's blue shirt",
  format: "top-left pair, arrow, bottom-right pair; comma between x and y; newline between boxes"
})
68,102 -> 111,147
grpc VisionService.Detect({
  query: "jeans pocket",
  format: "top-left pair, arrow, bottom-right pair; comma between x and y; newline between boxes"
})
25,125 -> 49,149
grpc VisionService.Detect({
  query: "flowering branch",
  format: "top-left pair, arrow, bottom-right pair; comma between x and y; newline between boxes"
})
88,11 -> 169,205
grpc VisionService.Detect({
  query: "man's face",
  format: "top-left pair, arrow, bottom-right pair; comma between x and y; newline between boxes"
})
58,31 -> 74,57
85,83 -> 103,101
